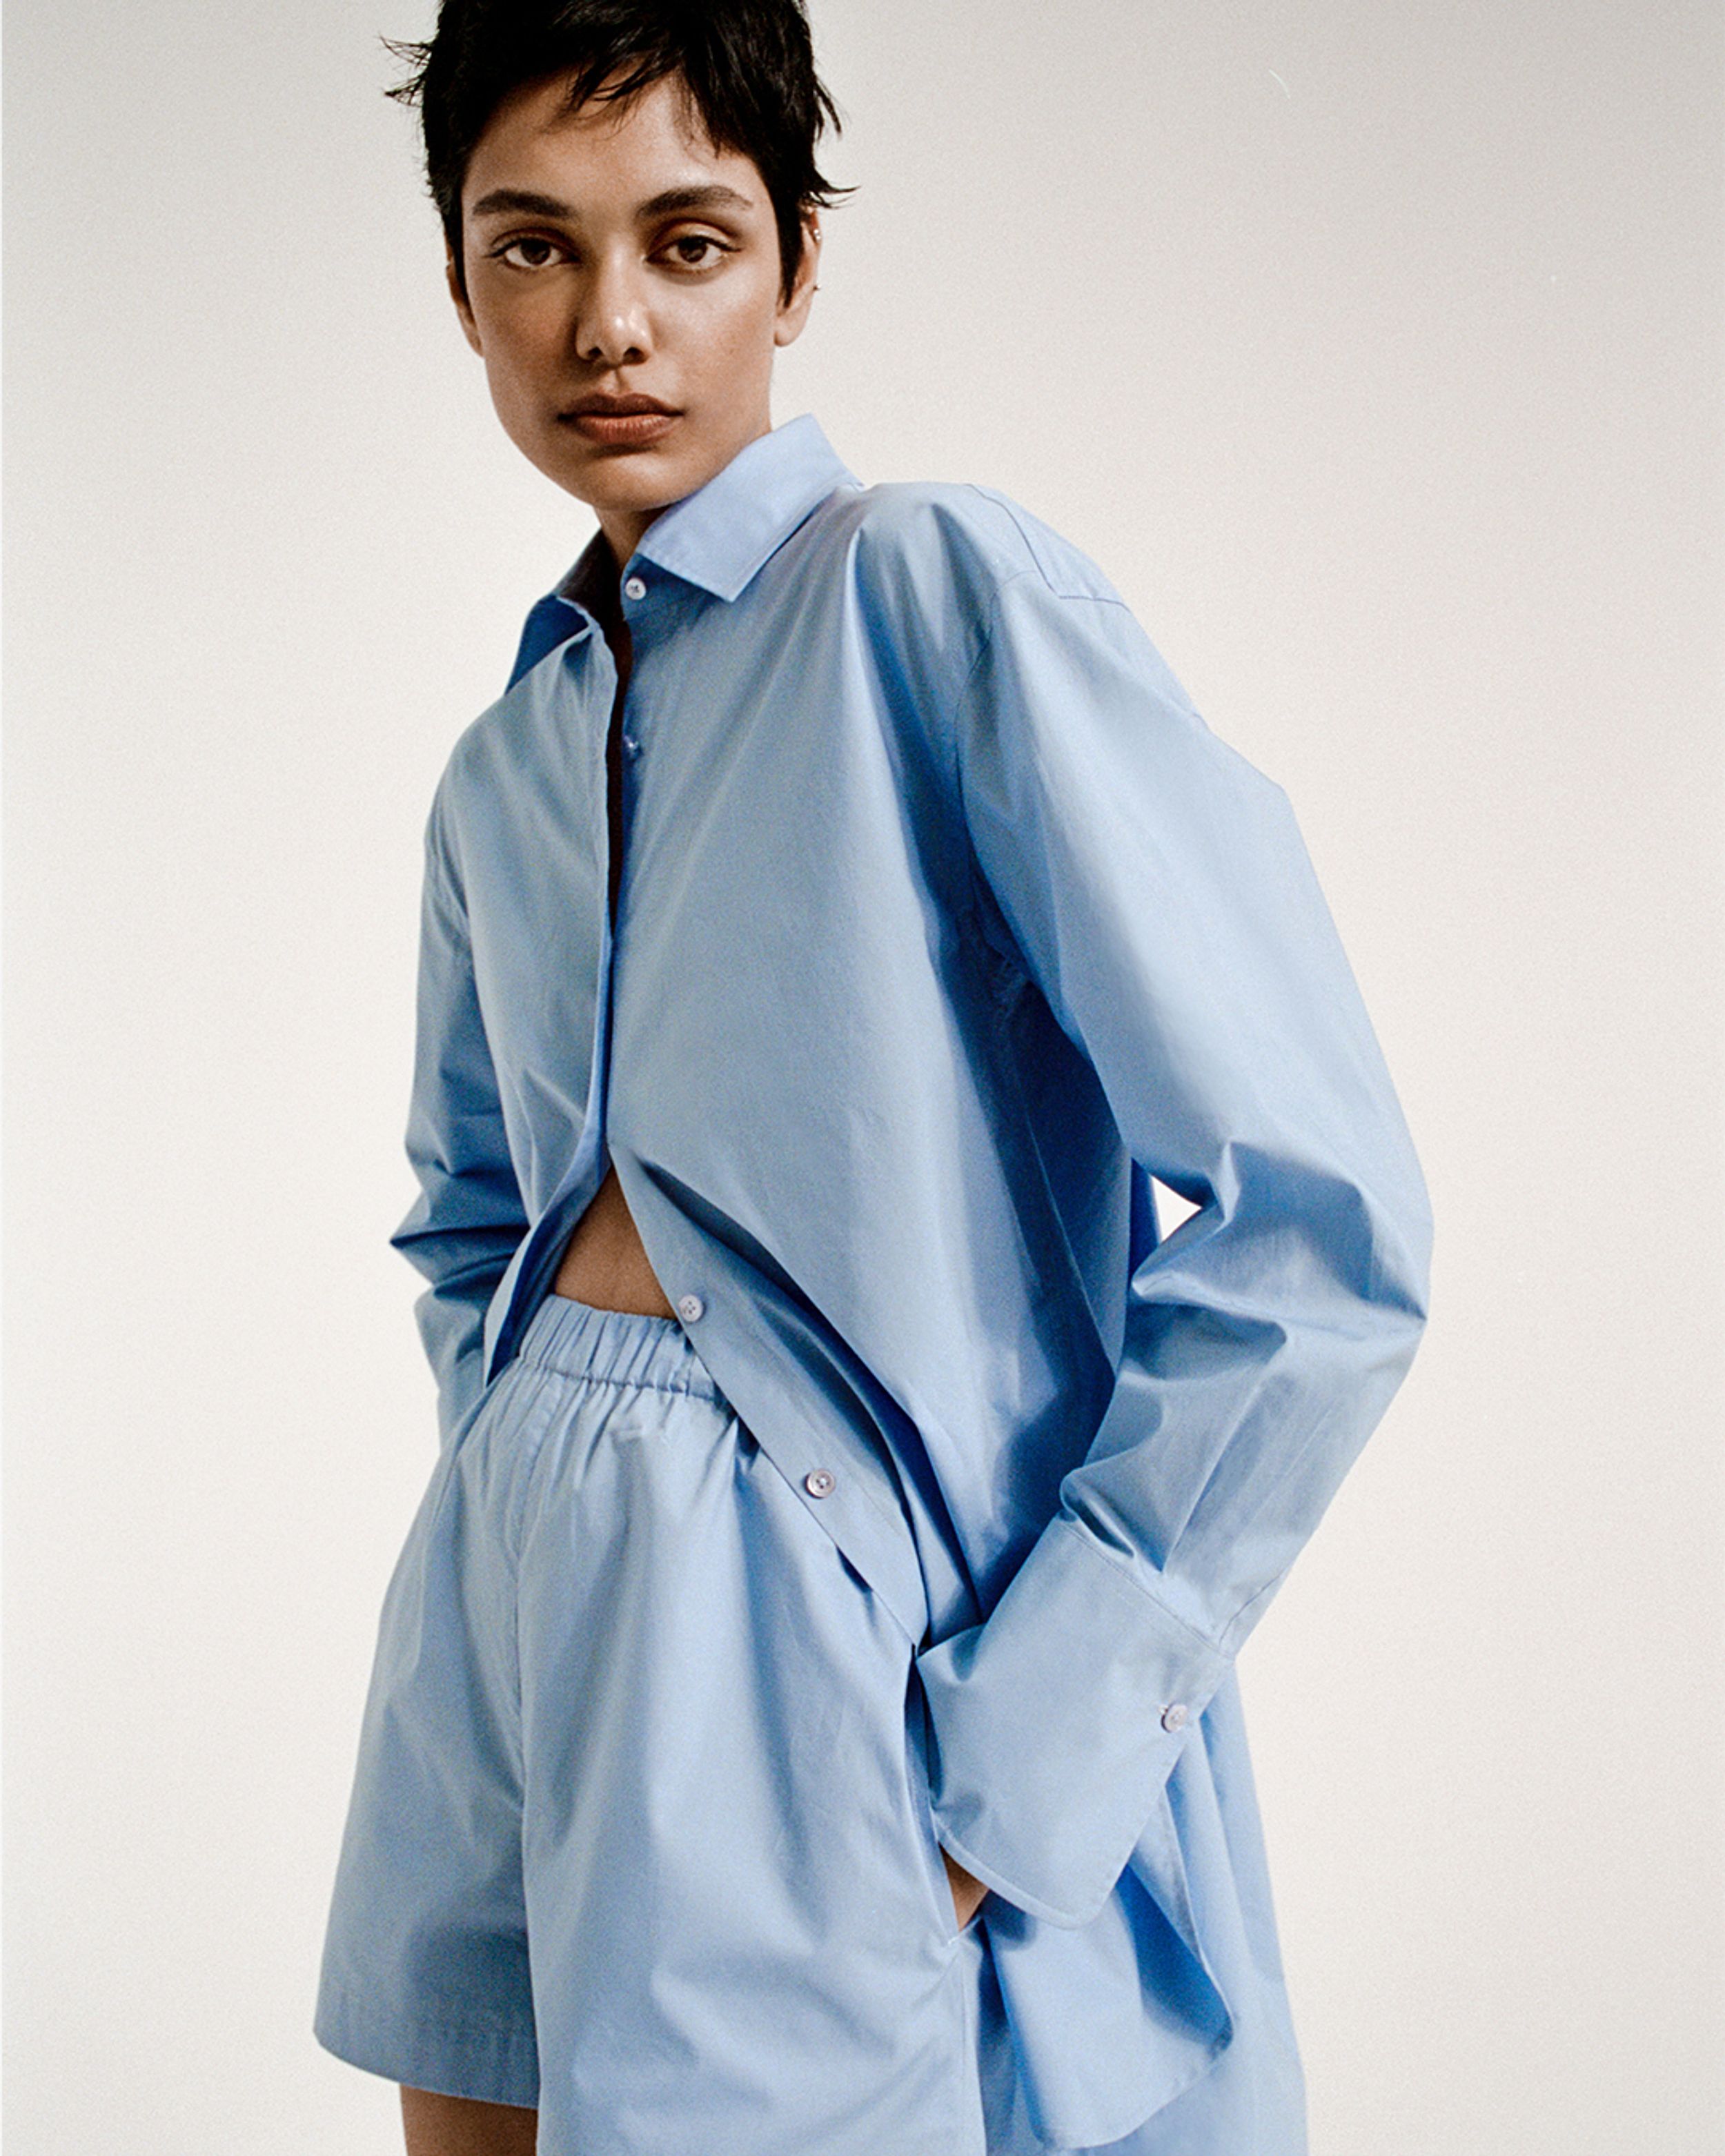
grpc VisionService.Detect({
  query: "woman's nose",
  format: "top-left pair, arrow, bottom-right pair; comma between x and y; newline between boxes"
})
575,253 -> 651,367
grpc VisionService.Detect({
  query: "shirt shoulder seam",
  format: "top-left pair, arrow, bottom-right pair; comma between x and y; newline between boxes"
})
959,485 -> 1134,606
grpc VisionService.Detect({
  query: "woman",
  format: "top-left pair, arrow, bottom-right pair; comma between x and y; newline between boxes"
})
315,6 -> 1432,2150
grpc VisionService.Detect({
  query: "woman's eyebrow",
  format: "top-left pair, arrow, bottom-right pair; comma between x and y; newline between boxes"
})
634,184 -> 756,219
467,183 -> 756,223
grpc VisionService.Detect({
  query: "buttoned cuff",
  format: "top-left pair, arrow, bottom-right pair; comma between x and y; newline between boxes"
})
913,1515 -> 1234,1928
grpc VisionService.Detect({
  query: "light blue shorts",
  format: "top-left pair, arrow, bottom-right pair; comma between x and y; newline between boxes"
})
315,1293 -> 1000,2155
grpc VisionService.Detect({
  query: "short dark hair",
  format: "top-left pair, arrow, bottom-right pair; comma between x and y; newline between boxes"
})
383,0 -> 851,306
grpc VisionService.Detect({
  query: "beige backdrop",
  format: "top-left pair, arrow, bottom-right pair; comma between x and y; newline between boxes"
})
7,1 -> 1722,2149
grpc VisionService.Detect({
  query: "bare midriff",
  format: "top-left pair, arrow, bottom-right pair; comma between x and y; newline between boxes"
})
550,1158 -> 678,1318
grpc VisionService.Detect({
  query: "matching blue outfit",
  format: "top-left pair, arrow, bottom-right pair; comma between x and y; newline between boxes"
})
316,413 -> 1432,2152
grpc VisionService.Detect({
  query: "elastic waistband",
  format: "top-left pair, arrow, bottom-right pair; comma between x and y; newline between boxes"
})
513,1292 -> 725,1403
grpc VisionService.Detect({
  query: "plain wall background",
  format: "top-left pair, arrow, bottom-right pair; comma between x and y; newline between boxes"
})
6,1 -> 1722,2148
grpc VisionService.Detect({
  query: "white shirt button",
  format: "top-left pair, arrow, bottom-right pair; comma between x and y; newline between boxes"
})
1161,1703 -> 1190,1733
803,1469 -> 836,1498
676,1293 -> 704,1323
621,733 -> 642,758
623,575 -> 647,600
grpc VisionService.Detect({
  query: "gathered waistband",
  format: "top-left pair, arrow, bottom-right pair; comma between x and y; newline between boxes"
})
513,1292 -> 726,1404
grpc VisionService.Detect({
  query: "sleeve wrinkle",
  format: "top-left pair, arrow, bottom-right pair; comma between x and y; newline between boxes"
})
908,555 -> 1431,1926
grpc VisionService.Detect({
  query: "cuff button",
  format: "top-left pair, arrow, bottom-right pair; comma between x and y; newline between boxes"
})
1161,1703 -> 1190,1732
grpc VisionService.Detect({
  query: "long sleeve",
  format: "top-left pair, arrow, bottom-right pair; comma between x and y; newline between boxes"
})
914,560 -> 1433,1929
389,786 -> 529,1447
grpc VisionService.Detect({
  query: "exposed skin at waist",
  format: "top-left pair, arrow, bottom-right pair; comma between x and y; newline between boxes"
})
549,1158 -> 679,1317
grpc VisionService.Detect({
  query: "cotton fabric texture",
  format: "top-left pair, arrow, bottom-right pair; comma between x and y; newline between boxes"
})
315,413 -> 1432,2151
317,1294 -> 994,2155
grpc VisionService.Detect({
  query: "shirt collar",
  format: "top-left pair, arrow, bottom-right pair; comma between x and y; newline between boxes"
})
509,413 -> 858,690
629,411 -> 859,601
562,411 -> 857,606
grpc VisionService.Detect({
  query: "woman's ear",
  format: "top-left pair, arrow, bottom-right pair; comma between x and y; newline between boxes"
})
773,212 -> 822,348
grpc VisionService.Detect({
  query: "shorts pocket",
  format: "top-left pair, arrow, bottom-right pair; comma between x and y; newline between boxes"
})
903,1666 -> 980,1954
728,1411 -> 932,1653
742,1425 -> 968,1960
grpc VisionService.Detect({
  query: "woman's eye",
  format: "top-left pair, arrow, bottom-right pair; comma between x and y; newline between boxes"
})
487,231 -> 732,273
494,236 -> 565,270
664,233 -> 732,269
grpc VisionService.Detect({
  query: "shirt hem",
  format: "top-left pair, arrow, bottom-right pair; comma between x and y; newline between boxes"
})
313,1984 -> 540,2110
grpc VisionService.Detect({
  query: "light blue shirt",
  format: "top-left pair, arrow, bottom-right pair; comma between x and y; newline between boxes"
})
393,411 -> 1431,2148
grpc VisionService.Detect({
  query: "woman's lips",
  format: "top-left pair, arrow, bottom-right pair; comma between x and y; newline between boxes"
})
568,410 -> 680,446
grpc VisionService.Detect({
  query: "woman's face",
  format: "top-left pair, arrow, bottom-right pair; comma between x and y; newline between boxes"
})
448,66 -> 820,565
